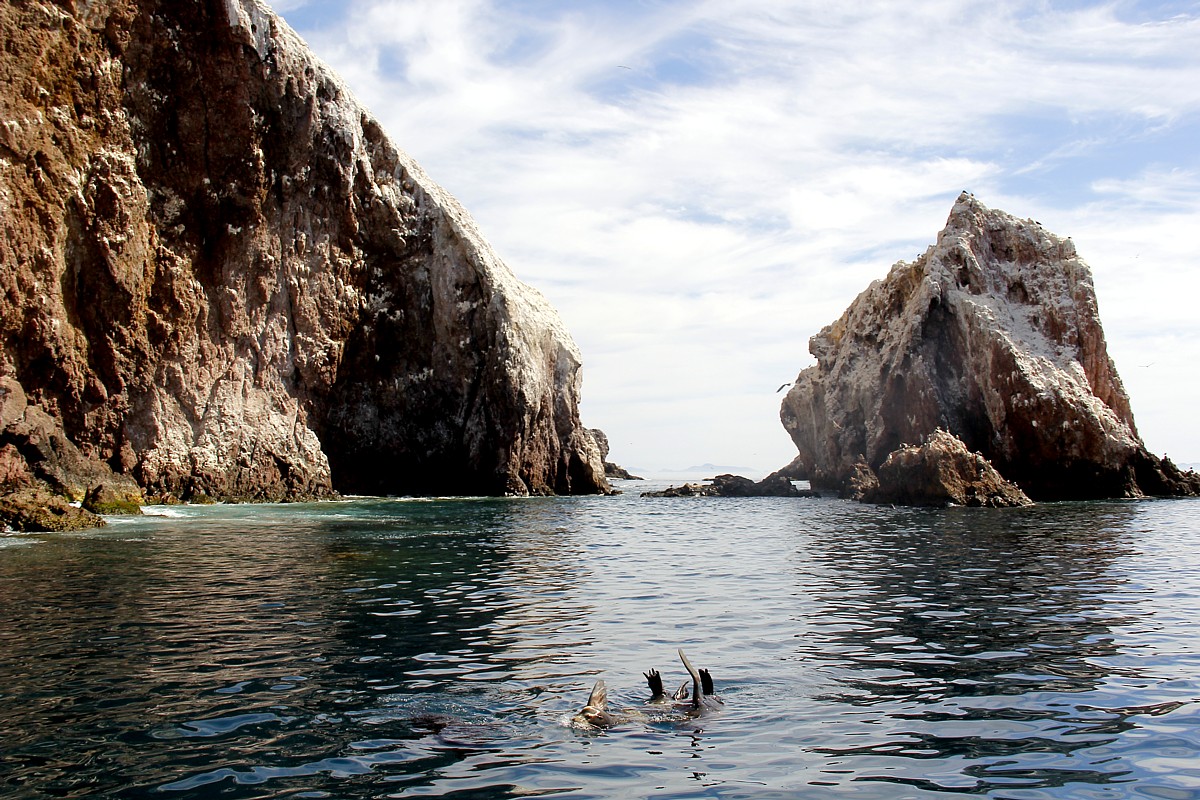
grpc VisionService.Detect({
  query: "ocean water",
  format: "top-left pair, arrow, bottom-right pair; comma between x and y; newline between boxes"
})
2,483 -> 1199,799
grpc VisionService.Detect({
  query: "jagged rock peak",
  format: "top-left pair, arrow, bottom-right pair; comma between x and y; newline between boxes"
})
780,193 -> 1198,501
0,0 -> 608,501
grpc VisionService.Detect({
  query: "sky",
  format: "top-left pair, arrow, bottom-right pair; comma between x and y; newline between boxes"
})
270,0 -> 1200,474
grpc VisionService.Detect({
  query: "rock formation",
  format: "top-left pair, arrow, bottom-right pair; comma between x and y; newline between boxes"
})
855,429 -> 1032,507
765,454 -> 807,483
1,375 -> 140,529
0,487 -> 106,532
0,0 -> 608,508
588,428 -> 643,480
642,473 -> 815,498
780,193 -> 1199,502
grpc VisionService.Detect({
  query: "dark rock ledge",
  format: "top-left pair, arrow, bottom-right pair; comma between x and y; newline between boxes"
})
642,473 -> 817,498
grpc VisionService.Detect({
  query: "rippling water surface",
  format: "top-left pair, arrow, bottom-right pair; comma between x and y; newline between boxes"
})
2,485 -> 1199,798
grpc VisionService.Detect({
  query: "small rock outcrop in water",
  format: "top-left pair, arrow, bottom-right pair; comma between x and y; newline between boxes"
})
780,193 -> 1200,502
0,488 -> 106,533
642,474 -> 815,497
0,0 -> 607,509
855,430 -> 1032,508
588,429 -> 643,480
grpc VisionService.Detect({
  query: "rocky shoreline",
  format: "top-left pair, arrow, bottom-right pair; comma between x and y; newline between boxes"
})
1,376 -> 143,530
589,429 -> 643,481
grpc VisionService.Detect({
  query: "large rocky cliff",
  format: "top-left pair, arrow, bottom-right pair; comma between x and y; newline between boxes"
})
781,193 -> 1198,501
0,0 -> 608,503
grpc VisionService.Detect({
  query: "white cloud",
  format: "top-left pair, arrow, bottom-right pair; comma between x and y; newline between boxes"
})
279,0 -> 1200,469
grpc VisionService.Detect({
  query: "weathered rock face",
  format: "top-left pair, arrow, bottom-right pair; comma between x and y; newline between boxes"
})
1,375 -> 142,525
857,429 -> 1032,508
781,193 -> 1199,501
0,0 -> 607,500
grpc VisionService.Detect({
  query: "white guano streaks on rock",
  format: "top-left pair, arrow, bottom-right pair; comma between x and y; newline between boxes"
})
0,0 -> 607,500
780,192 -> 1194,501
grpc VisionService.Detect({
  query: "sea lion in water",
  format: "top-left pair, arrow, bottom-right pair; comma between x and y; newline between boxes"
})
643,668 -> 690,705
571,679 -> 621,728
573,650 -> 722,729
677,648 -> 723,715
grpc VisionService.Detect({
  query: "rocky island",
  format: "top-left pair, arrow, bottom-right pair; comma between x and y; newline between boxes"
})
780,193 -> 1199,504
0,0 -> 608,529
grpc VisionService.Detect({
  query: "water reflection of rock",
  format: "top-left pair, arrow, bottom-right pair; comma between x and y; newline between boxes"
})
796,503 -> 1142,703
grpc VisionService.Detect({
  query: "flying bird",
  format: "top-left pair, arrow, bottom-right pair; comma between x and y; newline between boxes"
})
776,383 -> 792,393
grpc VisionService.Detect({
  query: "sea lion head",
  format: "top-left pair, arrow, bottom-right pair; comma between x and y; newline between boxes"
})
572,680 -> 618,728
573,704 -> 616,728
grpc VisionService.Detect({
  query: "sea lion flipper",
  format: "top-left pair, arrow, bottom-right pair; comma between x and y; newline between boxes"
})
584,679 -> 608,711
678,649 -> 702,710
700,668 -> 714,696
573,679 -> 619,728
644,668 -> 664,698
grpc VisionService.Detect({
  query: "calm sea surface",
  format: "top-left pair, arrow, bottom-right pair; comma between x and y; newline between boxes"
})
2,483 -> 1199,799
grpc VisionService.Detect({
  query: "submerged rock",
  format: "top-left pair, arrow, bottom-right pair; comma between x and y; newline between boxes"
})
780,193 -> 1199,502
857,430 -> 1032,508
0,0 -> 607,501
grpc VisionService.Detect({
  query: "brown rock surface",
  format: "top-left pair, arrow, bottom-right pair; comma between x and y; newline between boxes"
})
857,429 -> 1032,507
1,376 -> 142,524
0,488 -> 106,532
780,193 -> 1199,501
765,454 -> 808,482
0,0 -> 607,500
